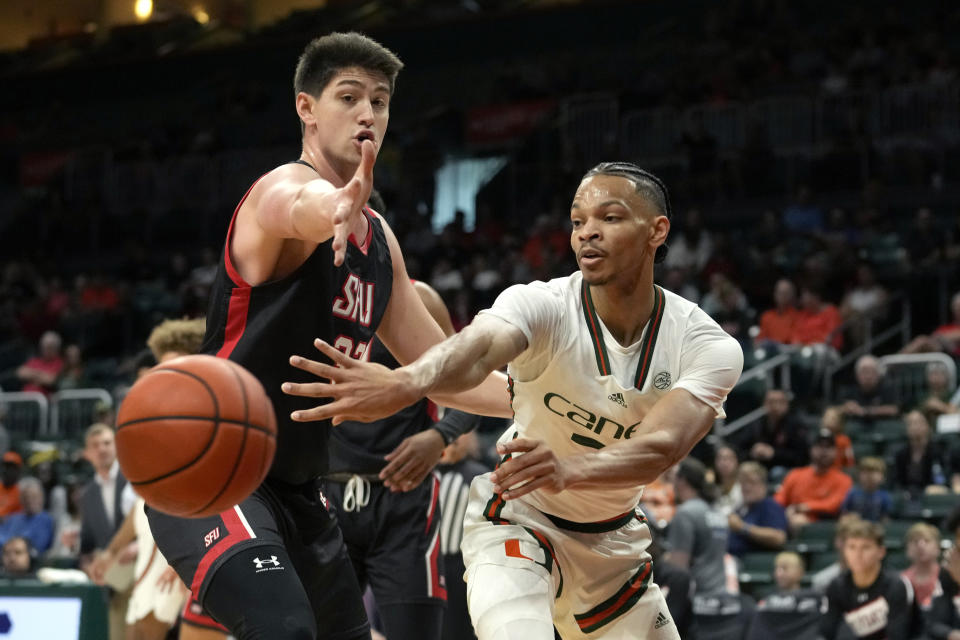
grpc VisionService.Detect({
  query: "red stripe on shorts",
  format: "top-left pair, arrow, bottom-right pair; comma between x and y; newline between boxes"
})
189,506 -> 255,598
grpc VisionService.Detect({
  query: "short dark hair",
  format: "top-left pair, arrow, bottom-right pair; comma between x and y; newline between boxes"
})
582,162 -> 671,263
294,32 -> 404,99
676,457 -> 708,498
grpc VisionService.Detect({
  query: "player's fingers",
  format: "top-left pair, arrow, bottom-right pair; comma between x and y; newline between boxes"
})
493,459 -> 552,492
280,381 -> 336,398
489,447 -> 546,484
496,437 -> 538,455
502,475 -> 552,500
288,354 -> 341,380
290,403 -> 353,422
379,449 -> 411,478
356,139 -> 375,185
313,339 -> 356,367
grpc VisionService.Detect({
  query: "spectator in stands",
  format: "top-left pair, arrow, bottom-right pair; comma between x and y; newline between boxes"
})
914,360 -> 959,427
928,508 -> 960,639
822,520 -> 921,640
775,429 -> 854,532
840,262 -> 888,341
15,330 -> 64,395
80,422 -> 136,640
733,389 -> 809,477
902,522 -> 945,611
0,536 -> 33,577
790,283 -> 843,350
727,461 -> 788,558
905,207 -> 943,270
662,266 -> 700,304
663,207 -> 713,277
0,451 -> 23,517
841,457 -> 892,522
700,273 -> 754,343
893,410 -> 948,497
901,291 -> 960,358
822,406 -> 855,469
56,344 -> 88,390
712,443 -> 743,517
640,466 -> 677,529
754,278 -> 801,349
773,551 -> 806,593
838,355 -> 900,423
0,477 -> 53,554
666,458 -> 730,595
812,514 -> 864,592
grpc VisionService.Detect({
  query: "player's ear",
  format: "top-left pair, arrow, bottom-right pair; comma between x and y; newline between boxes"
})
295,92 -> 317,130
649,215 -> 670,250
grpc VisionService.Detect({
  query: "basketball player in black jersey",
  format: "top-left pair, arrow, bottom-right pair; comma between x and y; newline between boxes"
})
326,279 -> 479,640
145,32 -> 511,640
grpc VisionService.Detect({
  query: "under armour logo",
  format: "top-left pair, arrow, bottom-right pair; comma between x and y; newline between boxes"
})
253,556 -> 280,569
654,610 -> 671,629
608,392 -> 627,407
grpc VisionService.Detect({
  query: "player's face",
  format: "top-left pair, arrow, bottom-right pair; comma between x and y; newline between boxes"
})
906,535 -> 939,564
570,175 -> 667,286
302,67 -> 390,179
843,537 -> 885,575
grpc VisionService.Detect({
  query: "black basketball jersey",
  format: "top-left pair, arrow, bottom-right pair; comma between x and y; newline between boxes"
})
821,570 -> 919,640
328,336 -> 434,474
202,168 -> 394,485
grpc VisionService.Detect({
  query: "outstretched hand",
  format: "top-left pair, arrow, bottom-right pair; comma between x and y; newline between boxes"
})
489,437 -> 573,500
331,139 -> 376,267
282,338 -> 422,424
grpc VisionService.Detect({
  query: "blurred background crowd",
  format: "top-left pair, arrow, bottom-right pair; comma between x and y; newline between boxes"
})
1,0 -> 960,638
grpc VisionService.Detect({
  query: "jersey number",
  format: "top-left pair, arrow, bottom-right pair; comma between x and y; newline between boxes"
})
333,335 -> 370,362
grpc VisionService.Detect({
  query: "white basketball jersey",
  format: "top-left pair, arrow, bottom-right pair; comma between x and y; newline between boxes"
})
480,272 -> 742,522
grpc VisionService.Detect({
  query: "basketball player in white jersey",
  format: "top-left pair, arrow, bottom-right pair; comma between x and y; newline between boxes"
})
282,162 -> 744,639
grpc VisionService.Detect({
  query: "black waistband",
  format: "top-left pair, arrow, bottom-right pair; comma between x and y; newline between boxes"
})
542,509 -> 638,533
322,473 -> 383,483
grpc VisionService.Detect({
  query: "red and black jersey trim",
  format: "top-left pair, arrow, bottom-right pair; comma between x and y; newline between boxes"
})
581,282 -> 611,375
543,509 -> 635,534
581,283 -> 667,390
633,285 -> 666,390
574,560 -> 652,633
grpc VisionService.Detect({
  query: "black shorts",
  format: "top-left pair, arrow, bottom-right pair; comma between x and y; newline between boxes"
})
324,473 -> 446,606
147,477 -> 368,637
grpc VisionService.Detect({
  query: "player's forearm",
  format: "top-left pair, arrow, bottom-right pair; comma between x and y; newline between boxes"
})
564,428 -> 690,490
563,390 -> 715,490
403,321 -> 512,410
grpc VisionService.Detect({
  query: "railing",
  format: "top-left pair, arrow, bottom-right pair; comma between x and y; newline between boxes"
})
822,295 -> 912,401
50,389 -> 114,440
879,353 -> 957,409
715,352 -> 792,439
0,391 -> 49,440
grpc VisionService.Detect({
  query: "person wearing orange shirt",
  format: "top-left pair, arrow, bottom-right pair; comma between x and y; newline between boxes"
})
0,453 -> 23,518
791,284 -> 843,350
775,430 -> 853,532
755,279 -> 801,347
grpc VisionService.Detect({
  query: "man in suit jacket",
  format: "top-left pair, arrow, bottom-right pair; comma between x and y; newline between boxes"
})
80,422 -> 136,640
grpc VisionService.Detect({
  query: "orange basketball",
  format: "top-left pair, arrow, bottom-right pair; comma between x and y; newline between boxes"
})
116,354 -> 277,518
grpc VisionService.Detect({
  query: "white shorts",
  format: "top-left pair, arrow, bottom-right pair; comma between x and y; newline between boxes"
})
461,473 -> 679,639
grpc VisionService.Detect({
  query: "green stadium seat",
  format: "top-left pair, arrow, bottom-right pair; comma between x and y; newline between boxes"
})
881,520 -> 916,550
920,493 -> 958,521
790,520 -> 837,554
808,551 -> 838,572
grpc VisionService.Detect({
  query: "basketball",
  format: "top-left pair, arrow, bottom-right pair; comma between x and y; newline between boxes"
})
116,354 -> 277,518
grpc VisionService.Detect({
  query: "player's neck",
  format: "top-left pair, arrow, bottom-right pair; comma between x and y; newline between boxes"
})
299,139 -> 351,187
590,275 -> 655,347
